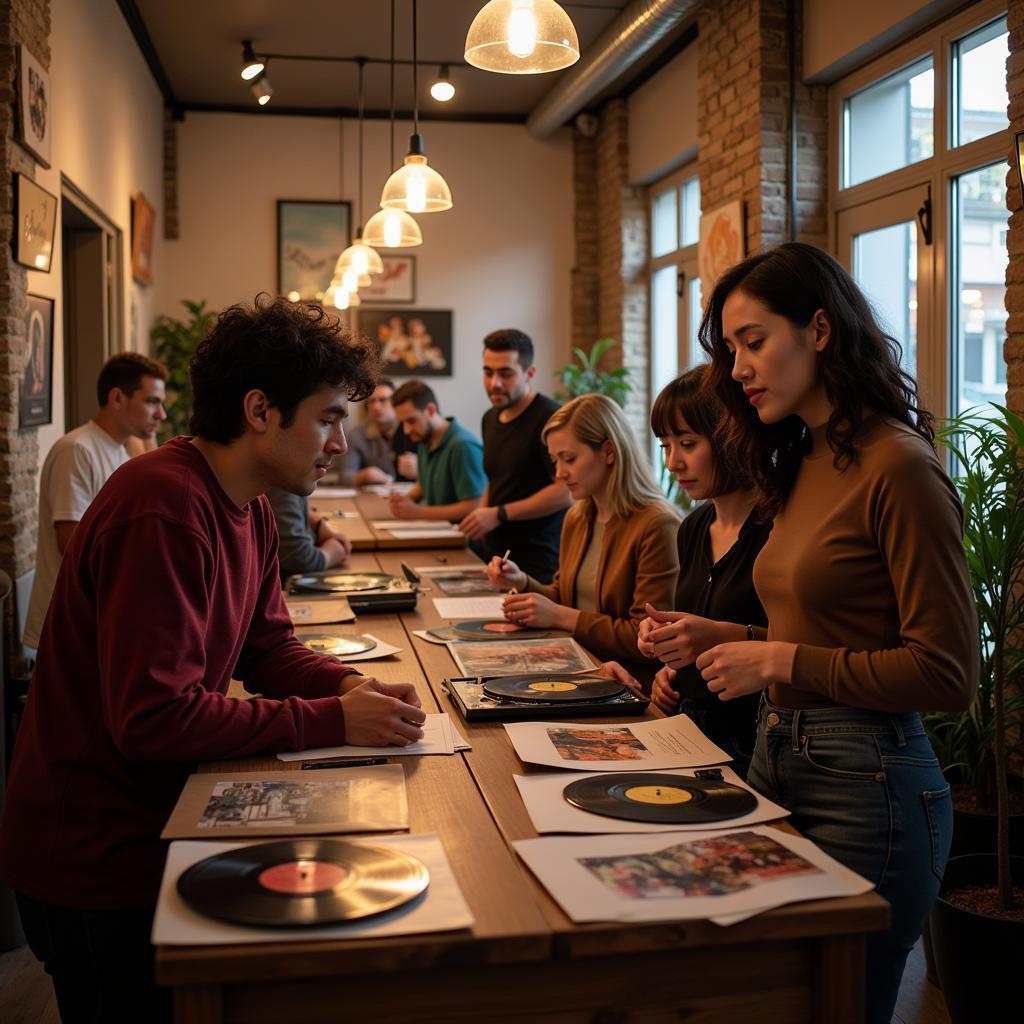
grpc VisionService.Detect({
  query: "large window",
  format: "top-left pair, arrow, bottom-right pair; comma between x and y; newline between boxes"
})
831,2 -> 1009,424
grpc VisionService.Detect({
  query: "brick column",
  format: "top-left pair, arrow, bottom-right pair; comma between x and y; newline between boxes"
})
0,0 -> 50,598
571,125 -> 598,355
1006,0 -> 1024,416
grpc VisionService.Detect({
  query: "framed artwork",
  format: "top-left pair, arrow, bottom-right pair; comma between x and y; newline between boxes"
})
20,294 -> 54,427
131,192 -> 156,286
357,308 -> 453,378
698,199 -> 744,294
277,200 -> 351,302
13,173 -> 57,273
17,45 -> 50,168
361,255 -> 416,304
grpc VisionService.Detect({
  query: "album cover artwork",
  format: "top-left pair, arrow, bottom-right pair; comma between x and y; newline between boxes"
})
579,831 -> 822,900
448,637 -> 594,677
197,780 -> 358,829
432,569 -> 499,596
546,726 -> 649,762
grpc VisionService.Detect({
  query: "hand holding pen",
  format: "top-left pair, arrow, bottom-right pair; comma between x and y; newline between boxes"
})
485,548 -> 528,593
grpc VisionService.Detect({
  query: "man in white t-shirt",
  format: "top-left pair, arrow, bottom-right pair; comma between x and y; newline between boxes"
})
23,353 -> 168,649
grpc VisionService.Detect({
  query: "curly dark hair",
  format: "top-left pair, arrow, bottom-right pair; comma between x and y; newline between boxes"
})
189,295 -> 380,443
699,242 -> 934,518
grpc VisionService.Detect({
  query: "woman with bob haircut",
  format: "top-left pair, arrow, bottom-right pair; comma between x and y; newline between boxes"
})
487,393 -> 680,684
637,364 -> 770,777
693,241 -> 976,1024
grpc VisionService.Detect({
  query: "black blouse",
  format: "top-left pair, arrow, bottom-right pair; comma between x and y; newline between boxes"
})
670,502 -> 771,755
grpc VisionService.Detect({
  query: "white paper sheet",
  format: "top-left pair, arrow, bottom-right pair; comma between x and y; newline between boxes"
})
512,827 -> 873,924
277,713 -> 456,762
313,486 -> 358,498
413,564 -> 487,575
364,482 -> 415,496
513,766 -> 790,834
389,529 -> 465,540
503,715 -> 729,772
153,833 -> 474,945
432,596 -> 507,620
413,629 -> 449,645
372,519 -> 450,530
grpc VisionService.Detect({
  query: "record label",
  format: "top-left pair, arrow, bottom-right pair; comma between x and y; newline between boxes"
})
258,860 -> 349,894
528,681 -> 578,693
564,773 -> 757,824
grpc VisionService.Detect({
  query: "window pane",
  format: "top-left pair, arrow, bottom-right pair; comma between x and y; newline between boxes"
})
853,221 -> 917,378
651,189 -> 678,257
687,277 -> 704,369
651,265 -> 679,401
680,178 -> 701,247
954,18 -> 1009,147
954,163 -> 1008,418
844,56 -> 933,188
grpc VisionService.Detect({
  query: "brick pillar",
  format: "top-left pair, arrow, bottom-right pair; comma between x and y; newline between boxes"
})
0,0 -> 50,598
571,124 -> 598,355
698,0 -> 827,256
1006,0 -> 1024,416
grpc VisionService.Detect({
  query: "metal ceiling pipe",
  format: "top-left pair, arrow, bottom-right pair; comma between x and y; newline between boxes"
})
526,0 -> 701,139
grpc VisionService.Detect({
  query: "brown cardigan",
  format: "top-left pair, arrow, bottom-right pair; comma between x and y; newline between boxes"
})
525,500 -> 680,684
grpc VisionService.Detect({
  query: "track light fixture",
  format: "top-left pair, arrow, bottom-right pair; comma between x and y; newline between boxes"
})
250,71 -> 273,106
240,39 -> 265,81
430,65 -> 455,102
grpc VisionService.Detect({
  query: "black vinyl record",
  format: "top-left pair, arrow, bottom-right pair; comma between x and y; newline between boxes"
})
291,572 -> 395,594
482,673 -> 626,704
299,633 -> 377,657
563,773 -> 757,824
451,620 -> 559,640
177,838 -> 429,927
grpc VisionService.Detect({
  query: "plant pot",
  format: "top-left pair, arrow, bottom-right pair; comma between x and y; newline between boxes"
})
930,854 -> 1024,1023
950,805 -> 1024,859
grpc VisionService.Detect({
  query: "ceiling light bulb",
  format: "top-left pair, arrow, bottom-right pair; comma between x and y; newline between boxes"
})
333,287 -> 350,310
384,213 -> 402,247
406,166 -> 428,214
251,73 -> 273,105
240,40 -> 264,81
508,1 -> 537,57
380,134 -> 452,214
465,0 -> 580,74
363,207 -> 423,249
341,268 -> 359,293
430,65 -> 455,102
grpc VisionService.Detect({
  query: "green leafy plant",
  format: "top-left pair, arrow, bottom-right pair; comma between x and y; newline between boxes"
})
927,405 -> 1024,910
554,338 -> 632,407
151,300 -> 217,440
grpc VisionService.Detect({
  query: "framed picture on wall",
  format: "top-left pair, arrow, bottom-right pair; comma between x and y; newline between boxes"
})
277,200 -> 351,303
356,308 -> 453,378
13,173 -> 57,273
17,45 -> 51,168
360,255 -> 416,304
131,192 -> 156,286
698,199 -> 744,295
20,294 -> 54,428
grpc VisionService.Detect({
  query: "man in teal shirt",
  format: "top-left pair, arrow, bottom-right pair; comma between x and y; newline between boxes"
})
387,380 -> 486,522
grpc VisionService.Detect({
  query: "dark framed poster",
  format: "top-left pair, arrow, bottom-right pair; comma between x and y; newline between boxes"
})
357,308 -> 452,378
13,173 -> 57,272
277,199 -> 351,302
20,294 -> 54,427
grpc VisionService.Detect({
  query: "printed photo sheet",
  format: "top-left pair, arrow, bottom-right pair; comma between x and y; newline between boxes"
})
512,826 -> 873,924
513,765 -> 790,834
161,764 -> 407,839
504,715 -> 729,771
448,637 -> 594,677
153,833 -> 474,945
277,712 -> 456,762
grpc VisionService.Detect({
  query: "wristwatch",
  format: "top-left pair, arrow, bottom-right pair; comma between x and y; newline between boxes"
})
497,505 -> 509,524
746,624 -> 756,641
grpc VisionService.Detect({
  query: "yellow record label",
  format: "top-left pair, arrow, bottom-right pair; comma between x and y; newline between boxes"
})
624,785 -> 693,805
528,680 -> 579,692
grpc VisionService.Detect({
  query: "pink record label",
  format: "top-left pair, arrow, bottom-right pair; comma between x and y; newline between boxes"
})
258,859 -> 348,894
483,622 -> 522,632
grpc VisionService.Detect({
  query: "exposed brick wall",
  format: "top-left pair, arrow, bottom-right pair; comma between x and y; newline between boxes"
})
1007,0 -> 1024,417
0,0 -> 50,595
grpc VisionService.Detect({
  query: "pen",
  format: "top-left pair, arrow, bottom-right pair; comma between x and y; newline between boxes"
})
301,756 -> 389,770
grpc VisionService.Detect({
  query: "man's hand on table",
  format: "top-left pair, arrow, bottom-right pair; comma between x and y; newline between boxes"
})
458,505 -> 500,539
387,492 -> 421,519
356,466 -> 393,485
338,675 -> 426,746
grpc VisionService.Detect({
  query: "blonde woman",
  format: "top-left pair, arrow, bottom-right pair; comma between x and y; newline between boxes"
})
487,394 -> 680,684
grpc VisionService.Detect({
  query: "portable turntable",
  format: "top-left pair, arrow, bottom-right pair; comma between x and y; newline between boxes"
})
285,571 -> 418,613
443,672 -> 650,722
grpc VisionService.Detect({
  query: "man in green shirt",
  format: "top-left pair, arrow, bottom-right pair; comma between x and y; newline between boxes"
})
387,380 -> 486,522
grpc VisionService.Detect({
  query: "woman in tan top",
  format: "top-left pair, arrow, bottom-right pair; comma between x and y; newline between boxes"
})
694,242 -> 976,1024
486,393 -> 680,685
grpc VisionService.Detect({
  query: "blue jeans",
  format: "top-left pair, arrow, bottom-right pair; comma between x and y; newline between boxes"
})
746,698 -> 952,1024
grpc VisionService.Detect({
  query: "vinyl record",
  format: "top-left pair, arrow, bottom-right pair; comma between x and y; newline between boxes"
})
483,673 -> 626,704
563,773 -> 757,824
291,572 -> 395,594
300,633 -> 377,657
451,620 -> 559,640
177,838 -> 429,927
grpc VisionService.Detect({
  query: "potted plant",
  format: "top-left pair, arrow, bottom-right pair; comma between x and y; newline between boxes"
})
928,405 -> 1024,1022
554,337 -> 632,407
151,299 -> 217,441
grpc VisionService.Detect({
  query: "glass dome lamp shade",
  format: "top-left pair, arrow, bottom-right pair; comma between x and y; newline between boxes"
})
380,133 -> 452,214
336,237 -> 384,276
464,0 -> 580,74
363,207 -> 423,249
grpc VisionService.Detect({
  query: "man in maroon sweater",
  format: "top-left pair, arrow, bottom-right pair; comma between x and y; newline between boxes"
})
0,297 -> 426,1022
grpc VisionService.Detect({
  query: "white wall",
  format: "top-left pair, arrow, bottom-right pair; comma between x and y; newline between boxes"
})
158,113 -> 574,434
628,45 -> 698,186
29,0 -> 165,461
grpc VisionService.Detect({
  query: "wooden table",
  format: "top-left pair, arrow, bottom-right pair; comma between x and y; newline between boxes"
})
156,546 -> 889,1023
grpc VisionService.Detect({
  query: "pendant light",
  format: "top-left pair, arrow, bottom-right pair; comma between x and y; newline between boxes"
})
379,0 -> 453,214
465,0 -> 580,74
364,0 -> 424,248
337,60 -> 384,279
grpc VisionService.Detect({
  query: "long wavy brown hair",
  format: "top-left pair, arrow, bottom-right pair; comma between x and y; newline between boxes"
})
698,242 -> 934,518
